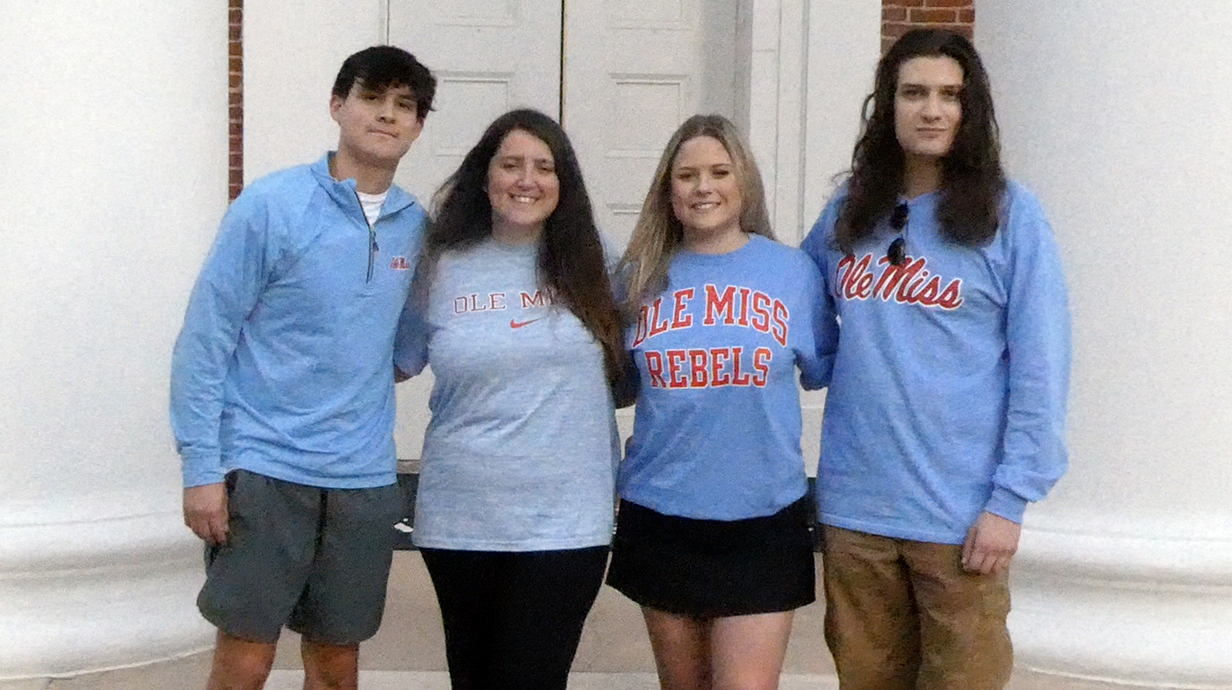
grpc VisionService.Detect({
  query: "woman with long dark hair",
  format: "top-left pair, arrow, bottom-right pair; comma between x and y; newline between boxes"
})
608,114 -> 830,690
395,108 -> 624,690
801,29 -> 1070,690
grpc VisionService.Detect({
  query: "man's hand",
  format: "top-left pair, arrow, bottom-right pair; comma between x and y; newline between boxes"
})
183,483 -> 229,546
961,511 -> 1021,575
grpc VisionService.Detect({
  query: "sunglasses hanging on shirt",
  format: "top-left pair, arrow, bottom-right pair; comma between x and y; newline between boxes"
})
886,202 -> 908,266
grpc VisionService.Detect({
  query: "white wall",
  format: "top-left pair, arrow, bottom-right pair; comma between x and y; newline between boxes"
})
803,0 -> 882,219
796,0 -> 882,470
244,0 -> 385,181
977,1 -> 1232,685
0,1 -> 225,679
740,0 -> 879,247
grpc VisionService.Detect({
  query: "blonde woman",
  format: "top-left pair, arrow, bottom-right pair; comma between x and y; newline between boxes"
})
607,114 -> 832,690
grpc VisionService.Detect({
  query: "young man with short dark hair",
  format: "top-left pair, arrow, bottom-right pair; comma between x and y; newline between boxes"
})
171,46 -> 435,690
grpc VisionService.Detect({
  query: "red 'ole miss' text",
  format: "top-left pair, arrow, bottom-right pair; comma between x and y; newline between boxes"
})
633,284 -> 791,390
632,284 -> 790,348
836,253 -> 964,310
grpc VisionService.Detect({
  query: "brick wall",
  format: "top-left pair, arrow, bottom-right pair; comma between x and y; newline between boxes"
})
882,0 -> 974,54
228,0 -> 243,200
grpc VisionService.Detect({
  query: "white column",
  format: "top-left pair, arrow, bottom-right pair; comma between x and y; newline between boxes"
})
975,2 -> 1232,686
0,2 -> 226,682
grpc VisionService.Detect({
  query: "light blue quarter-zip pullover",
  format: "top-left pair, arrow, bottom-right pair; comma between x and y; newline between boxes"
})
171,153 -> 426,489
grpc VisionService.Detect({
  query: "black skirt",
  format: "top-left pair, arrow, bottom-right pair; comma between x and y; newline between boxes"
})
606,496 -> 816,618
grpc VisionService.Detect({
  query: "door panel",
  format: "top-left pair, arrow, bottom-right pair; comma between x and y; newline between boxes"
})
564,0 -> 736,250
385,0 -> 739,457
386,0 -> 561,459
387,1 -> 562,202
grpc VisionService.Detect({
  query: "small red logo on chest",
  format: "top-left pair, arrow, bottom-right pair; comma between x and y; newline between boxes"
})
390,256 -> 410,271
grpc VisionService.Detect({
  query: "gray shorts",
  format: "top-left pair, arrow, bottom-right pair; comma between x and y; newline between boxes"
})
197,469 -> 403,644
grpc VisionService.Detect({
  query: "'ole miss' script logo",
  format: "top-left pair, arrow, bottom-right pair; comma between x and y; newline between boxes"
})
633,284 -> 790,390
836,253 -> 964,310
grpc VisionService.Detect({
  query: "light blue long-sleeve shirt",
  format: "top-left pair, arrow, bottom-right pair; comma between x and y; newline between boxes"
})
619,235 -> 831,520
801,181 -> 1070,544
170,153 -> 426,489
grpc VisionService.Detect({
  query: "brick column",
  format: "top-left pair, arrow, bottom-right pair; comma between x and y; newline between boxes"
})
229,0 -> 243,200
882,0 -> 974,54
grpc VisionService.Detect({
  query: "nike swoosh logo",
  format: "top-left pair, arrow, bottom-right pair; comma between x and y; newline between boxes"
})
510,318 -> 541,329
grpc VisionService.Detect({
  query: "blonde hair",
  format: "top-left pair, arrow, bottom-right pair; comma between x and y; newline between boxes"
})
616,114 -> 773,316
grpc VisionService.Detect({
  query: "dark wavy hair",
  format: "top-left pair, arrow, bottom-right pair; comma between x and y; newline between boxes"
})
331,46 -> 437,121
837,28 -> 1005,252
416,109 -> 625,384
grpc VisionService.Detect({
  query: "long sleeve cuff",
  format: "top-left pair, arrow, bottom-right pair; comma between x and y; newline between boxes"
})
181,451 -> 225,488
984,485 -> 1029,523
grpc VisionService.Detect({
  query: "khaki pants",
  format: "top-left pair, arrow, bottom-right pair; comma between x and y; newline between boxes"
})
821,526 -> 1013,690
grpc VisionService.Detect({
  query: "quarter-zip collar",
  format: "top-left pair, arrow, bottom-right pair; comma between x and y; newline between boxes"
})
310,152 -> 418,225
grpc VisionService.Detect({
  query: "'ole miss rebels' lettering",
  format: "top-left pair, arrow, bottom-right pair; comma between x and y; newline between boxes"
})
632,284 -> 787,389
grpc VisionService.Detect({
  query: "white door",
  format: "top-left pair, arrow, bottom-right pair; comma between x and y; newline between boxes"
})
386,1 -> 562,461
563,0 -> 737,249
388,0 -> 735,245
387,1 -> 563,203
384,0 -> 739,453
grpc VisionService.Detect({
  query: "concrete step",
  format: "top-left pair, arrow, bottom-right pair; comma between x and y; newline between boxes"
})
266,670 -> 839,690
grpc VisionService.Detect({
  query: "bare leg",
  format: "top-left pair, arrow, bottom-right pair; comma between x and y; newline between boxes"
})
301,637 -> 359,690
205,630 -> 277,690
643,606 -> 713,690
710,611 -> 794,690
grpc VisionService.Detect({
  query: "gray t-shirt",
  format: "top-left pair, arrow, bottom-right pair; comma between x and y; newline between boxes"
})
396,238 -> 618,550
